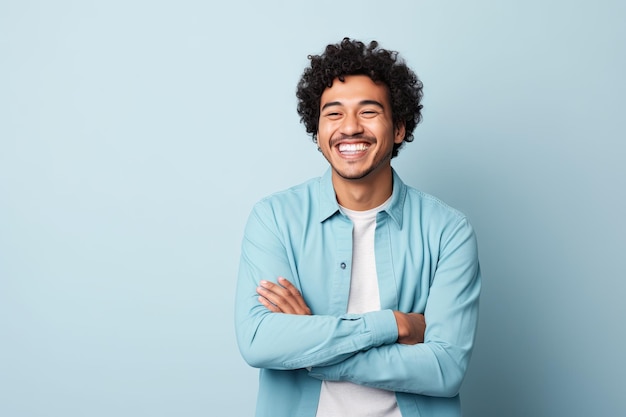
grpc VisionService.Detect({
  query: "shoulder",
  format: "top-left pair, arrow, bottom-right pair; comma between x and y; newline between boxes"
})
256,176 -> 321,210
397,181 -> 476,245
391,170 -> 467,228
404,185 -> 467,222
242,175 -> 327,243
246,176 -> 323,228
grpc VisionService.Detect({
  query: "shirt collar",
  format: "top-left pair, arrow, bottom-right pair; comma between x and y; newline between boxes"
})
318,169 -> 340,222
317,168 -> 407,228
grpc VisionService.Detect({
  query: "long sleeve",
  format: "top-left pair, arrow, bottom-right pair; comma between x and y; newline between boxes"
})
234,200 -> 399,370
308,217 -> 481,397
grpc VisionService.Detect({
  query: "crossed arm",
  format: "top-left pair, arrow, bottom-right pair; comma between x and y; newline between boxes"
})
257,277 -> 426,345
235,203 -> 480,396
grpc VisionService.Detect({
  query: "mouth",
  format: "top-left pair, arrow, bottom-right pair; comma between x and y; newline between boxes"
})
337,142 -> 370,156
331,136 -> 375,158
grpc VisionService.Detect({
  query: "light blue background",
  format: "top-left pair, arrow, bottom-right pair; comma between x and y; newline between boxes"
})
1,1 -> 624,416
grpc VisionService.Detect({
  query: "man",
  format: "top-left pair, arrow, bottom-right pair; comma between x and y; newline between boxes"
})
235,38 -> 481,417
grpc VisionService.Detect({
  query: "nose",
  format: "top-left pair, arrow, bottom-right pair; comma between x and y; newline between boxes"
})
340,112 -> 364,136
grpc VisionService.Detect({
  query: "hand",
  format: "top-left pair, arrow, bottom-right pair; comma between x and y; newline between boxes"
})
393,312 -> 426,345
257,277 -> 312,315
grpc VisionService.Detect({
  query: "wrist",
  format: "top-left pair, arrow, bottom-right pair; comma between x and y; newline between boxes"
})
392,311 -> 407,339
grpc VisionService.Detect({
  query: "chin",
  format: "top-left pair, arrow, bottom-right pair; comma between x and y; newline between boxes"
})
333,167 -> 374,181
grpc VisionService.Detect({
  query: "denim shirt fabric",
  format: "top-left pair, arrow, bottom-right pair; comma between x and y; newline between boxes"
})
235,169 -> 481,417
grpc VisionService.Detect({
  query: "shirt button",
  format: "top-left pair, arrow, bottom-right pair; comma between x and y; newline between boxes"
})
340,262 -> 346,269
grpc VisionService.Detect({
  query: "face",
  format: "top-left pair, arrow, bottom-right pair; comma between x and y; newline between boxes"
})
317,75 -> 405,182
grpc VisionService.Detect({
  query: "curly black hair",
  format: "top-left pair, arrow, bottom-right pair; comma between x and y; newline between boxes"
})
296,37 -> 423,158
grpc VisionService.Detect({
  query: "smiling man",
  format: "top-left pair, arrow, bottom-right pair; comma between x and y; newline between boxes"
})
317,74 -> 404,209
235,38 -> 481,417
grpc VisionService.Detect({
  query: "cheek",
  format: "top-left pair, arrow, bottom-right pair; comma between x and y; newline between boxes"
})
316,124 -> 333,142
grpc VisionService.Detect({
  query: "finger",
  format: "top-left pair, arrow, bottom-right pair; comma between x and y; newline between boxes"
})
257,280 -> 310,315
278,278 -> 312,315
259,280 -> 292,298
277,277 -> 312,315
258,296 -> 281,313
257,281 -> 300,314
277,277 -> 301,295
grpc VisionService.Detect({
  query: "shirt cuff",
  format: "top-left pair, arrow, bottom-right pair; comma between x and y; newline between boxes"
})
363,309 -> 398,346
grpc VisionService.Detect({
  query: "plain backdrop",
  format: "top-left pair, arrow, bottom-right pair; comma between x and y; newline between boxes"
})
1,1 -> 624,416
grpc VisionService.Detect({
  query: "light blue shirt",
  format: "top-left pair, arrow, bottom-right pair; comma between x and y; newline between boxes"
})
235,169 -> 481,417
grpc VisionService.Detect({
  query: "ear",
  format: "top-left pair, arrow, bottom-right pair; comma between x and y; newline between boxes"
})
394,121 -> 406,144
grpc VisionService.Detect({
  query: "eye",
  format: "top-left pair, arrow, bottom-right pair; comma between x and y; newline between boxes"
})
324,111 -> 343,119
361,110 -> 380,118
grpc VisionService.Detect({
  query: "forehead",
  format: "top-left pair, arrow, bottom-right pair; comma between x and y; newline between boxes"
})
320,75 -> 390,107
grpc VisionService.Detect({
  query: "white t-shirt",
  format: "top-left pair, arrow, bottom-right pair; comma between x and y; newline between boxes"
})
315,199 -> 402,417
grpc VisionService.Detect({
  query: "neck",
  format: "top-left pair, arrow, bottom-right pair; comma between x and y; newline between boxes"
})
332,166 -> 394,211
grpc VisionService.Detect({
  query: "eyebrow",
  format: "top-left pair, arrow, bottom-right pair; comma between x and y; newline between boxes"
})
321,100 -> 385,111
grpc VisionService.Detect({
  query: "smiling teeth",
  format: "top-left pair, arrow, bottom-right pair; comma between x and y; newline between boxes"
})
338,143 -> 369,152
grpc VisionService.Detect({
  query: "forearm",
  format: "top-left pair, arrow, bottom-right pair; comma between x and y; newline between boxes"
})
236,297 -> 397,370
308,335 -> 474,397
308,294 -> 480,397
309,298 -> 479,396
310,217 -> 481,396
235,202 -> 400,370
